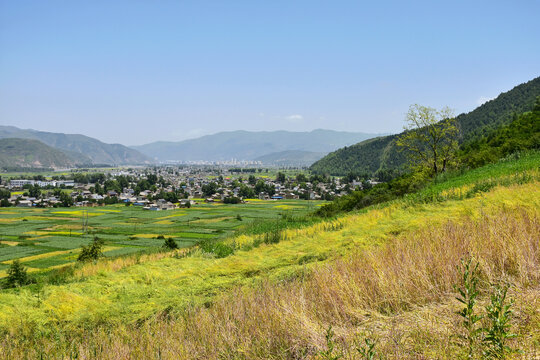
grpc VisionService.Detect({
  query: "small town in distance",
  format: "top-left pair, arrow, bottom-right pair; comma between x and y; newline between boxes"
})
0,166 -> 379,209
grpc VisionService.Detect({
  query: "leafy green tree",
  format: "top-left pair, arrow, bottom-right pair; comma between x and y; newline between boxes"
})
202,182 -> 218,197
163,237 -> 178,250
77,237 -> 104,262
59,192 -> 73,207
396,104 -> 459,175
28,184 -> 41,198
5,260 -> 29,288
248,174 -> 256,185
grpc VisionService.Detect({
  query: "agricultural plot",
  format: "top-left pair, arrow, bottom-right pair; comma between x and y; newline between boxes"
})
0,199 -> 320,275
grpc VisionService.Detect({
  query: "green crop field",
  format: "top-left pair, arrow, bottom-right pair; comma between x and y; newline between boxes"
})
0,199 -> 322,276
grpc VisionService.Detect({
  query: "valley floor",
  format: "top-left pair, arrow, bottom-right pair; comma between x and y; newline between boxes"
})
0,154 -> 539,359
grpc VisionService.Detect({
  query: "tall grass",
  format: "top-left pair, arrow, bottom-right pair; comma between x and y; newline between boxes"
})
2,204 -> 538,359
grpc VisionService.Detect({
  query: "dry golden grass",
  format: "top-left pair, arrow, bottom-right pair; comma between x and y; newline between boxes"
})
1,207 -> 537,359
72,247 -> 193,279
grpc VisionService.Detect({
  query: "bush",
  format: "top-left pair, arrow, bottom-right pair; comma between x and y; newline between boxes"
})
223,197 -> 242,204
77,237 -> 104,262
163,237 -> 178,250
199,239 -> 234,258
5,260 -> 29,288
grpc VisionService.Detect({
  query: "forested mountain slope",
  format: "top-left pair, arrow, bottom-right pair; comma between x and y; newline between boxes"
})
311,76 -> 540,176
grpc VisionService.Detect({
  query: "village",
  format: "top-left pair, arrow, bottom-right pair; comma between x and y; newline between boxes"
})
0,167 -> 378,209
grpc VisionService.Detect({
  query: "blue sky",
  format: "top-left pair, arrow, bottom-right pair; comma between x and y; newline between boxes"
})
1,0 -> 539,145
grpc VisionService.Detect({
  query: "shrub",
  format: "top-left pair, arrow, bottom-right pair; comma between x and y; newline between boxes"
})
5,260 -> 29,288
455,258 -> 483,359
77,237 -> 104,262
318,326 -> 343,360
483,284 -> 517,359
163,237 -> 178,250
199,239 -> 234,258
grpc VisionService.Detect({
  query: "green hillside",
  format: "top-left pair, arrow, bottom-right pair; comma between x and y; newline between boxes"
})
0,126 -> 151,165
0,138 -> 85,169
311,76 -> 540,176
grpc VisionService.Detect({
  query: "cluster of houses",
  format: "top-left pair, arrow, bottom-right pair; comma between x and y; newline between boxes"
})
1,167 -> 380,209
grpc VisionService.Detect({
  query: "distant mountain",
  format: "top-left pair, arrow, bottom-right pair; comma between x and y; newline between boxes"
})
254,150 -> 326,167
0,126 -> 151,165
311,76 -> 540,176
0,138 -> 83,169
132,129 -> 384,162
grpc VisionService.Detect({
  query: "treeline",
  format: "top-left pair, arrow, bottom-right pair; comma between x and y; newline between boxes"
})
316,99 -> 540,217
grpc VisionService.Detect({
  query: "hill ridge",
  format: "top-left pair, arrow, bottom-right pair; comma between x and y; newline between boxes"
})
311,76 -> 540,176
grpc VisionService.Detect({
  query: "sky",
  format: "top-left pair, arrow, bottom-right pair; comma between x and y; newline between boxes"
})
1,0 -> 539,146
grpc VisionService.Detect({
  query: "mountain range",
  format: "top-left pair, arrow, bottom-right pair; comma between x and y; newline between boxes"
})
0,126 -> 151,166
132,129 -> 384,162
0,138 -> 81,170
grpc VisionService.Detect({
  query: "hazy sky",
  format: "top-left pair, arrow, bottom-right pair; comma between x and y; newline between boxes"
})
1,1 -> 539,145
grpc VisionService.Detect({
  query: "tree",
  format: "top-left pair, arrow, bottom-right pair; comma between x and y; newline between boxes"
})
202,182 -> 218,197
163,237 -> 178,250
396,104 -> 459,175
5,260 -> 28,288
77,237 -> 104,262
28,184 -> 41,198
59,192 -> 73,207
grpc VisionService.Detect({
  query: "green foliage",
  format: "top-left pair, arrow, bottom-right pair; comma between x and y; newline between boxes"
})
315,99 -> 540,218
199,239 -> 234,258
355,337 -> 378,360
458,98 -> 540,168
5,260 -> 29,288
318,326 -> 343,360
223,196 -> 241,204
201,182 -> 218,196
455,259 -> 483,359
396,104 -> 458,175
311,77 -> 540,176
163,237 -> 178,250
77,236 -> 104,262
316,172 -> 426,217
262,227 -> 282,245
483,284 -> 516,359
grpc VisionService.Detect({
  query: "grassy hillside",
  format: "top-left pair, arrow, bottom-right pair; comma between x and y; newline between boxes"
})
0,138 -> 85,169
0,126 -> 150,165
132,129 -> 384,162
311,76 -> 540,176
0,152 -> 538,359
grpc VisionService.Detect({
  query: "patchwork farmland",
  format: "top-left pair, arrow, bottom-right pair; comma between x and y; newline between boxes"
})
0,199 -> 321,276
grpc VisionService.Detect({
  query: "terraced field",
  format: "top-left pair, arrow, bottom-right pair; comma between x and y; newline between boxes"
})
0,199 -> 320,275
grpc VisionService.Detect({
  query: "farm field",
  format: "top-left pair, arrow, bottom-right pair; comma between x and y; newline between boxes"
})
0,199 -> 321,276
